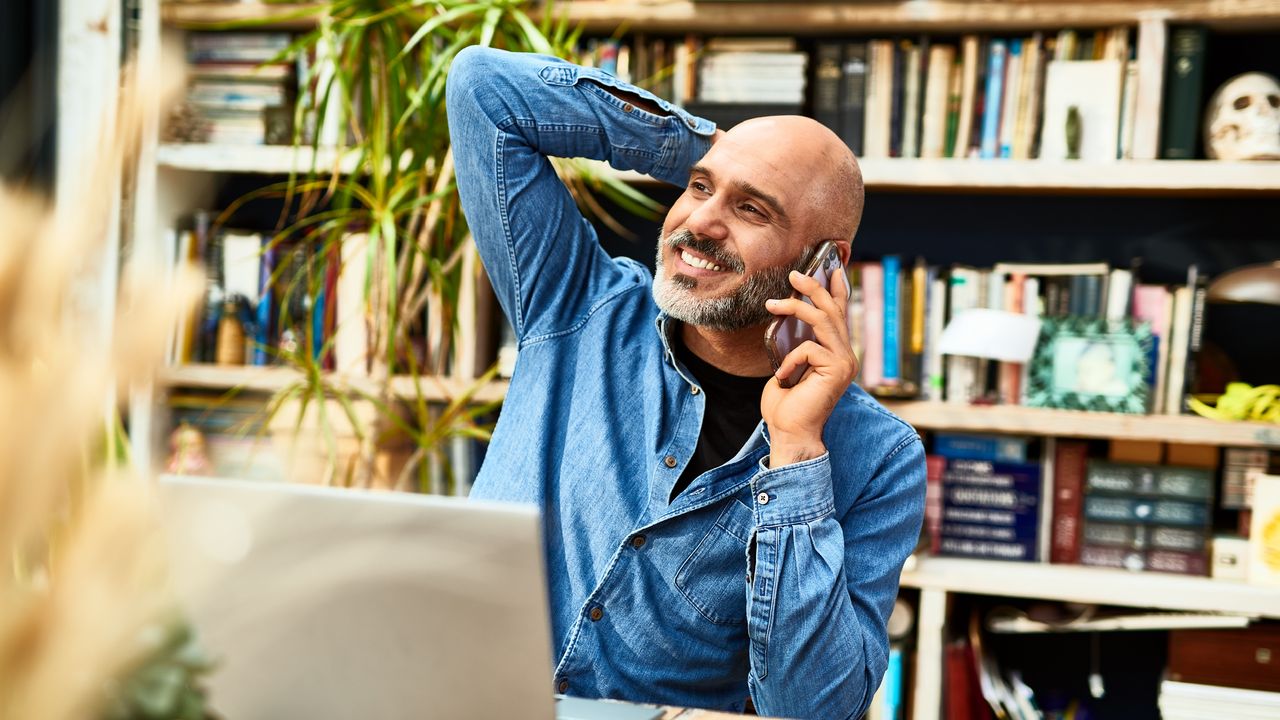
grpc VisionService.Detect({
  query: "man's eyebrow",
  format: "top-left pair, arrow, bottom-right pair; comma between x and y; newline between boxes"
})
689,164 -> 788,221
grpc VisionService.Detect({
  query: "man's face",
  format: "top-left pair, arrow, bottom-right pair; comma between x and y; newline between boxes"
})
653,122 -> 821,332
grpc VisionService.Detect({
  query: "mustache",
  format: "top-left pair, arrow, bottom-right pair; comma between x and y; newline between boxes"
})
663,229 -> 746,274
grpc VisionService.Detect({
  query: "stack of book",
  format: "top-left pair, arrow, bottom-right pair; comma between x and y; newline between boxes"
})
847,257 -> 1209,417
184,32 -> 294,145
1078,460 -> 1214,575
932,433 -> 1045,562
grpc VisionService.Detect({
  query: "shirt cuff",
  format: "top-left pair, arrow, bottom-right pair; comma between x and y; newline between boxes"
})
750,453 -> 835,527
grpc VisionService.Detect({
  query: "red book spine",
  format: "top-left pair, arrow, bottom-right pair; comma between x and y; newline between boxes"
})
1051,440 -> 1088,563
926,454 -> 946,554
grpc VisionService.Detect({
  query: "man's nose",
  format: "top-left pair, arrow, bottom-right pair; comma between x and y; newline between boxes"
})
683,195 -> 729,242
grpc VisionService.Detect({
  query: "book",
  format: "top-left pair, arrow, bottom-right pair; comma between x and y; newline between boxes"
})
863,40 -> 895,159
1050,440 -> 1088,564
978,39 -> 1007,159
882,255 -> 902,385
1248,474 -> 1280,587
922,274 -> 947,401
889,40 -> 908,157
1086,462 -> 1214,500
926,454 -> 946,554
1039,59 -> 1126,161
1160,25 -> 1209,159
901,41 -> 923,158
1084,496 -> 1210,526
921,44 -> 955,159
953,35 -> 980,158
839,42 -> 869,155
860,262 -> 885,390
997,38 -> 1023,159
811,42 -> 843,134
933,433 -> 1031,463
1164,285 -> 1194,415
941,458 -> 1043,561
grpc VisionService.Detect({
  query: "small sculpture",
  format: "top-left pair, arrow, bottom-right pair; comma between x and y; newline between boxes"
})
1204,72 -> 1280,160
165,422 -> 214,475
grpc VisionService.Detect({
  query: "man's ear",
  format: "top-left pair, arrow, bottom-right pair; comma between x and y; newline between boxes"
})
834,240 -> 852,266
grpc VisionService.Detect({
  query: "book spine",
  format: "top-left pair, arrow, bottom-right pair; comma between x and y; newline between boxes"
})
861,262 -> 885,390
839,42 -> 868,155
923,273 -> 946,401
812,42 -> 844,135
997,38 -> 1023,158
1051,440 -> 1087,563
934,433 -> 1030,463
889,40 -> 907,157
882,255 -> 901,384
926,455 -> 946,554
1159,25 -> 1208,159
979,39 -> 1007,159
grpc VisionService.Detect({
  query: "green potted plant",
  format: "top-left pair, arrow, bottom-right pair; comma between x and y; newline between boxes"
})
214,0 -> 660,493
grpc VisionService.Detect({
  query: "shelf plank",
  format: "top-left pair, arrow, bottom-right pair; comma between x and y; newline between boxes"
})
883,401 -> 1280,448
901,556 -> 1280,619
159,367 -> 1280,447
602,158 -> 1280,195
162,2 -> 326,29
158,364 -> 510,404
156,143 -> 360,174
162,1 -> 1280,32
856,158 -> 1280,195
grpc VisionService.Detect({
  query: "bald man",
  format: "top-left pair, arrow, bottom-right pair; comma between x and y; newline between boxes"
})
447,47 -> 925,719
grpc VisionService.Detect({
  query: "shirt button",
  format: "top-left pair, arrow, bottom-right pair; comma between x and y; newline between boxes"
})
757,491 -> 770,505
589,606 -> 604,622
685,117 -> 697,129
556,678 -> 569,693
664,455 -> 677,468
622,102 -> 634,113
631,534 -> 646,549
691,386 -> 701,395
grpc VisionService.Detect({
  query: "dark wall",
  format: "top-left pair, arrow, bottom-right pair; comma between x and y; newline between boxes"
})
0,0 -> 58,190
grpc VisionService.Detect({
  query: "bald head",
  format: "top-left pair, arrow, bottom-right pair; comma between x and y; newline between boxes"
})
723,115 -> 864,245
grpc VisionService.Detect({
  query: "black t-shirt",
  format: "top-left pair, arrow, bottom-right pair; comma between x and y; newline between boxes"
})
670,331 -> 772,501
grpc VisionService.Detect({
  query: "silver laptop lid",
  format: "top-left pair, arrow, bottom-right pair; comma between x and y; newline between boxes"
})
158,476 -> 555,720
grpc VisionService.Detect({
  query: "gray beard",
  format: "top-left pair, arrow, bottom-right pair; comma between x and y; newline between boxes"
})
651,229 -> 814,332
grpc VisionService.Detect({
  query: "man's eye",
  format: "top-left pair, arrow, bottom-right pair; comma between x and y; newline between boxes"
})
741,203 -> 762,216
691,180 -> 710,193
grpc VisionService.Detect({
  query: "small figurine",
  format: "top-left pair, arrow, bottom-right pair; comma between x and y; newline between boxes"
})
165,422 -> 213,475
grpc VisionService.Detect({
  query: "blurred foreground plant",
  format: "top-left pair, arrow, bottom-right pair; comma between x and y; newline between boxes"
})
0,79 -> 208,719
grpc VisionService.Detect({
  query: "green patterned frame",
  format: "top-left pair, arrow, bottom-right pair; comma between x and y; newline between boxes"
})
1026,317 -> 1154,414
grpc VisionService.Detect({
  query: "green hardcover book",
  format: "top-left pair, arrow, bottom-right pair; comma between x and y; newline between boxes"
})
1160,25 -> 1209,159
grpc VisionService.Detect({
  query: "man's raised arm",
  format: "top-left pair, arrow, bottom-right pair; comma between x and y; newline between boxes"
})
445,47 -> 716,341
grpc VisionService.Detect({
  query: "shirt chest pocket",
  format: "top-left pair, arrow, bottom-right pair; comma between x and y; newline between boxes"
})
674,498 -> 754,625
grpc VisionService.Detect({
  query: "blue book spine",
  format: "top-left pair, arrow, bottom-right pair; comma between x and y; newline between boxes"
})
312,283 -> 326,362
934,432 -> 1030,463
979,39 -> 1007,159
998,39 -> 1022,159
882,255 -> 901,382
253,242 -> 275,366
885,646 -> 903,720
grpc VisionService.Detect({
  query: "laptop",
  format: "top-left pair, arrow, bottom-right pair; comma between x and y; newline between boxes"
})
158,476 -> 664,720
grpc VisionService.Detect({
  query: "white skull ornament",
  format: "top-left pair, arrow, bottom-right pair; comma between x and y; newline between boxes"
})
1204,72 -> 1280,160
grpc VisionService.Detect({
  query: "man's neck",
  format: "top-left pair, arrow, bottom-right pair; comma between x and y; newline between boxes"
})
679,321 -> 774,378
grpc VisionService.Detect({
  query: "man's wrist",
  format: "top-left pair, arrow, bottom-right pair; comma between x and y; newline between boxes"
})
768,434 -> 826,469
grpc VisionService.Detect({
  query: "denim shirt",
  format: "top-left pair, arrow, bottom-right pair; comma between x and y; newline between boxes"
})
446,47 -> 926,720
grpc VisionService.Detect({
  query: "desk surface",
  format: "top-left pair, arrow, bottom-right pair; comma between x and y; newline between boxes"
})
662,709 -> 753,719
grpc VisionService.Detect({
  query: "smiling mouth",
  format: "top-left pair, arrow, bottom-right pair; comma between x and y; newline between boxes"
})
677,246 -> 731,273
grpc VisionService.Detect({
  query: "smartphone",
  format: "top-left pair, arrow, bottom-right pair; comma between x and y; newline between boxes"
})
763,240 -> 845,389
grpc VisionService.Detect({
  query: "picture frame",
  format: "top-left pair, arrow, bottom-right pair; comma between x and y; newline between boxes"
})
1026,317 -> 1155,414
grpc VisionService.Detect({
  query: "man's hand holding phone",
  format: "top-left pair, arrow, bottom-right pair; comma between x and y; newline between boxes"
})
760,246 -> 858,469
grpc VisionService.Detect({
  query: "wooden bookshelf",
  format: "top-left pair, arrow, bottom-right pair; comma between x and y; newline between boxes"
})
156,143 -> 359,174
883,401 -> 1280,448
901,556 -> 1280,619
159,364 -> 510,404
162,1 -> 1280,32
591,158 -> 1280,195
159,366 -> 1280,448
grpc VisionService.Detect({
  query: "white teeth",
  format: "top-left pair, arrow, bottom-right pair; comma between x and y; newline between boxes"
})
680,249 -> 724,272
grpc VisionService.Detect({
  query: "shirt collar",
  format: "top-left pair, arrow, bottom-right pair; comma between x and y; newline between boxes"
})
654,312 -> 702,395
